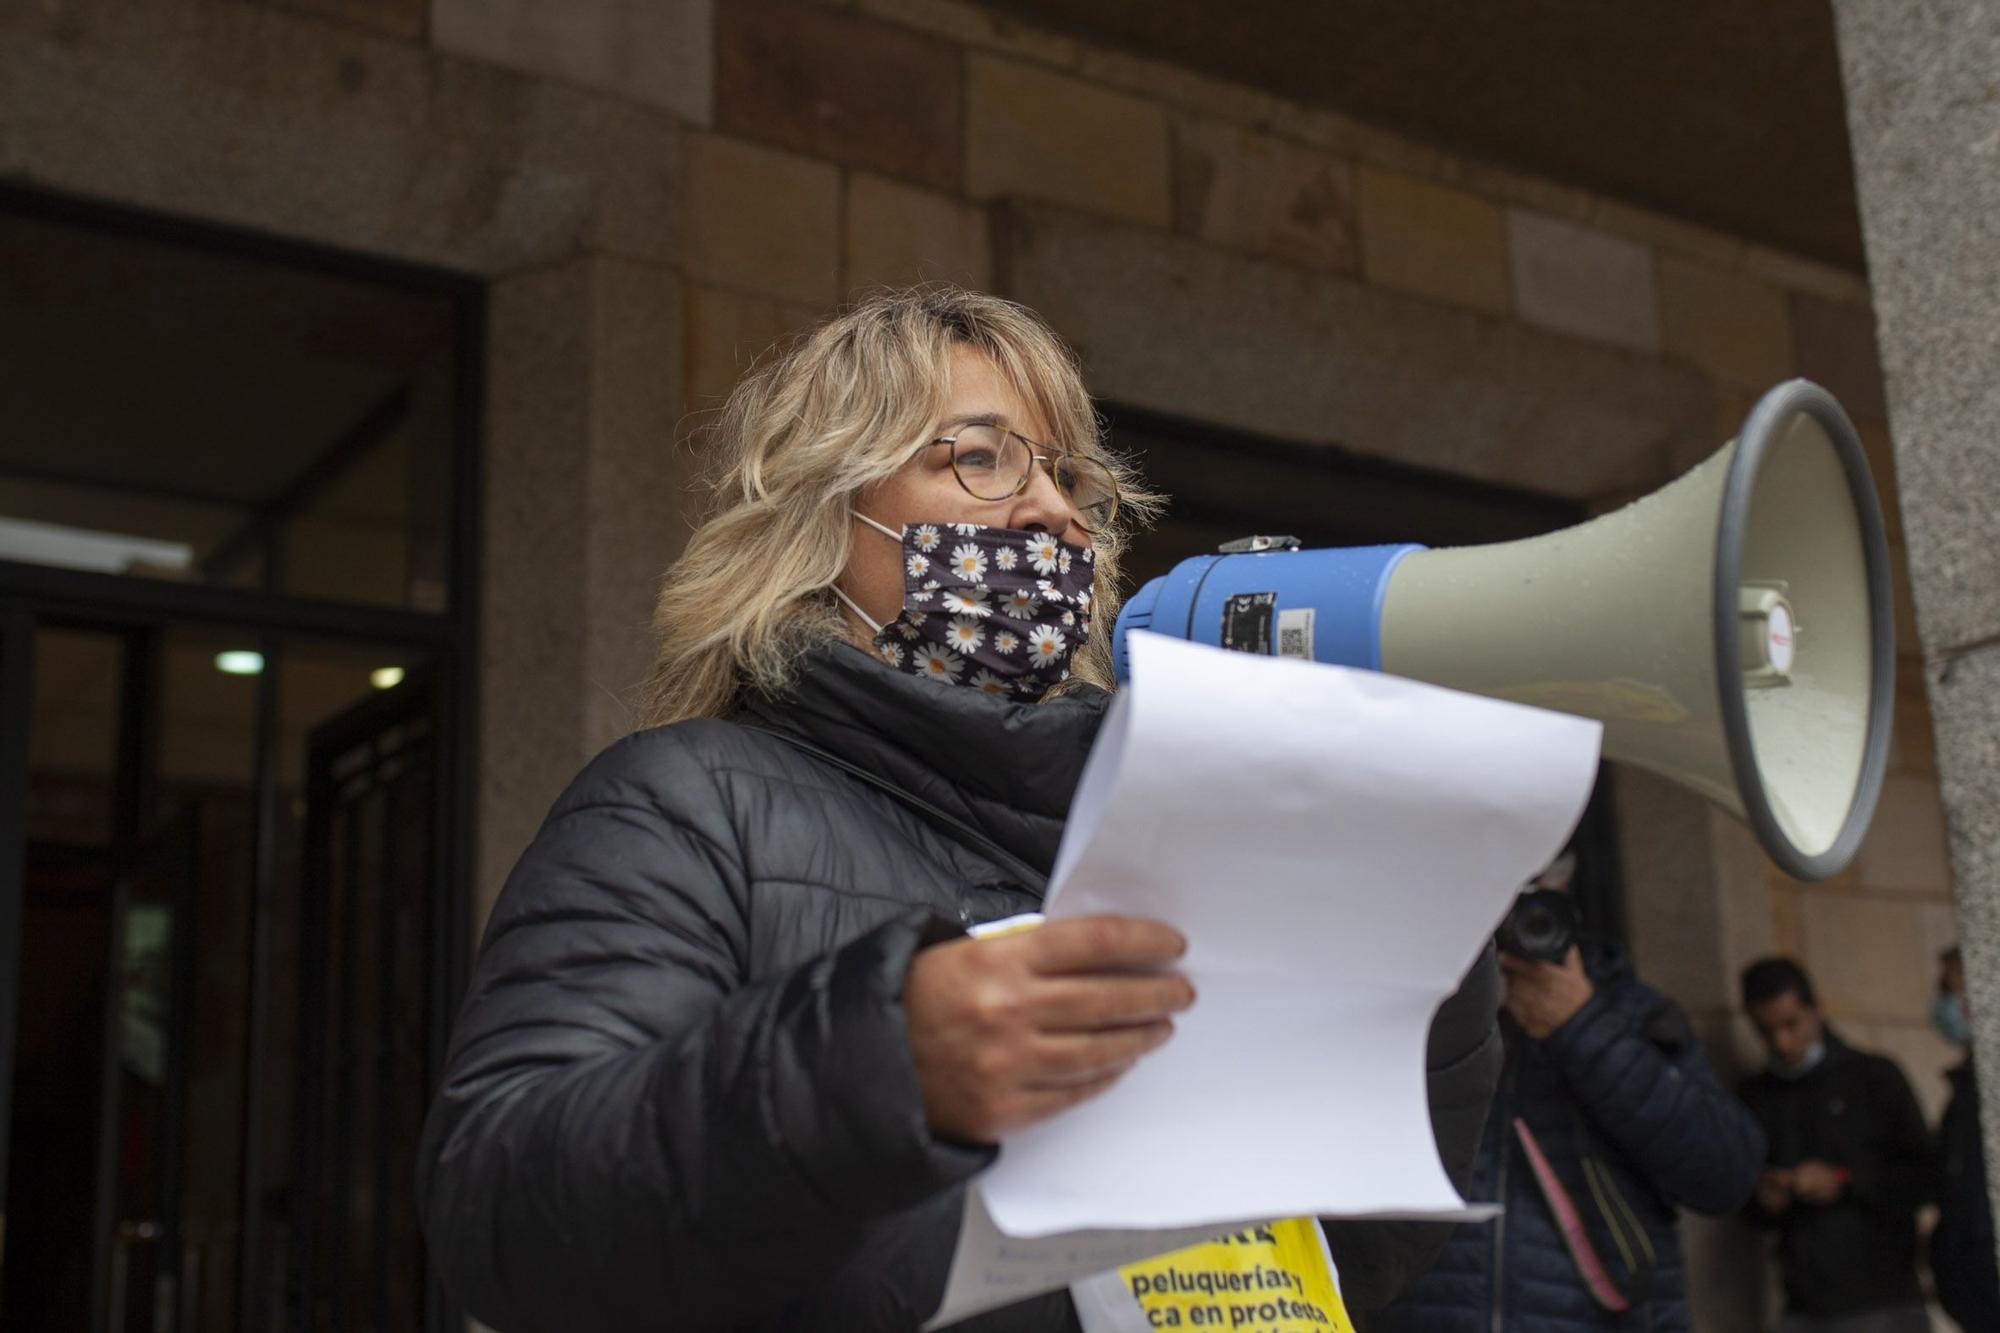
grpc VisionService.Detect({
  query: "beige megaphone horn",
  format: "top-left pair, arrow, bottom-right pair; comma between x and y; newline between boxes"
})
1114,380 -> 1896,880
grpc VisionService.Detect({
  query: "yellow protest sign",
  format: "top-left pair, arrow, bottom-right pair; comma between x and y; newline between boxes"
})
1076,1218 -> 1354,1333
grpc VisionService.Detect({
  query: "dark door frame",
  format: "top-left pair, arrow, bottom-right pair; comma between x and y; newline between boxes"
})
0,612 -> 31,1285
0,183 -> 484,1333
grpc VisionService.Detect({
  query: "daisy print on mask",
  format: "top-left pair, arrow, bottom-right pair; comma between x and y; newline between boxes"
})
941,586 -> 989,617
948,543 -> 988,582
1025,533 -> 1061,575
914,647 -> 963,681
944,616 -> 986,655
844,510 -> 1095,700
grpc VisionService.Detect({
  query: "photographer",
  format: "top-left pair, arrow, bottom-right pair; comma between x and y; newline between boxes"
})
1377,857 -> 1766,1333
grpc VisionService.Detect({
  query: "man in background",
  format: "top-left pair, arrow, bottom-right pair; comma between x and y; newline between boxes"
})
1739,957 -> 1934,1333
1929,946 -> 1999,1333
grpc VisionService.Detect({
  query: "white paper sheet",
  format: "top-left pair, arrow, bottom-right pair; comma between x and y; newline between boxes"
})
928,632 -> 1602,1327
926,1189 -> 1265,1331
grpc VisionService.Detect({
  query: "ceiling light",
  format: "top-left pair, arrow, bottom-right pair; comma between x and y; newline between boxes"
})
371,666 -> 405,690
214,650 -> 264,676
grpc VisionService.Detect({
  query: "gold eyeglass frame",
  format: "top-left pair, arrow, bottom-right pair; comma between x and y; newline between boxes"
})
927,426 -> 1121,533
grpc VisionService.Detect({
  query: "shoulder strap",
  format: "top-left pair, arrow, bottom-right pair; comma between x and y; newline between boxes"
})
739,724 -> 1049,900
1512,1118 -> 1656,1313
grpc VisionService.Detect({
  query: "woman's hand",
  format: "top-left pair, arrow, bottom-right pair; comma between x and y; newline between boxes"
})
903,915 -> 1194,1144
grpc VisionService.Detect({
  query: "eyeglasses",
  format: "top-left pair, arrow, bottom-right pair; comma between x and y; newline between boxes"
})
929,424 -> 1121,533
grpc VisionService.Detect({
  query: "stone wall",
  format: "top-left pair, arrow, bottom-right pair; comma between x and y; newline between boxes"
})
0,0 -> 1963,1325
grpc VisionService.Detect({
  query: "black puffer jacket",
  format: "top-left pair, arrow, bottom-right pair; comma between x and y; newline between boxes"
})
417,643 -> 1504,1331
1378,945 -> 1764,1333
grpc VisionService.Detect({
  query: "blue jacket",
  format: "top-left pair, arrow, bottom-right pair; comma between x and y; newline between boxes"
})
1375,948 -> 1765,1333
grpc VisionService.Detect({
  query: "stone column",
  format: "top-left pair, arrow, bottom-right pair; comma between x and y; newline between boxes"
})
478,256 -> 685,926
1831,0 -> 2000,1237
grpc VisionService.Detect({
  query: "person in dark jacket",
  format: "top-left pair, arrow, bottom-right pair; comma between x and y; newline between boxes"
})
1738,957 -> 1935,1333
416,287 -> 1505,1332
1376,866 -> 1765,1333
1928,946 -> 1999,1333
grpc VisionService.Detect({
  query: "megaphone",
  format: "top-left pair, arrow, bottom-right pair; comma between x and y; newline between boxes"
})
1113,379 -> 1894,881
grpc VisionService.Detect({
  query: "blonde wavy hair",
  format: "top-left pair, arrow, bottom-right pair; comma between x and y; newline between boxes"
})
640,286 -> 1161,728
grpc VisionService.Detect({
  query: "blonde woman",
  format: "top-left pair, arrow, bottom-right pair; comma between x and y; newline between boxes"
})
417,288 -> 1501,1331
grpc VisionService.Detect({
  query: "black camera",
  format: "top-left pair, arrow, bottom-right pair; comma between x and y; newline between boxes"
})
1495,889 -> 1581,963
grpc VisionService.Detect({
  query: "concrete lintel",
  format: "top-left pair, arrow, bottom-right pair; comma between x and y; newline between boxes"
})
0,0 -> 681,275
994,200 -> 1716,503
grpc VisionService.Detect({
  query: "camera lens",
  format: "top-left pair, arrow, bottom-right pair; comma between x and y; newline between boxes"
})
1516,904 -> 1558,947
1498,889 -> 1579,962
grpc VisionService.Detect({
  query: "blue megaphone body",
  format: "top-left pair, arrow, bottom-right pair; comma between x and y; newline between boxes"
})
1110,537 -> 1425,682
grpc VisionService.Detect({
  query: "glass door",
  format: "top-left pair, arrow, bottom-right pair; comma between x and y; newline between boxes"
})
1,618 -> 449,1333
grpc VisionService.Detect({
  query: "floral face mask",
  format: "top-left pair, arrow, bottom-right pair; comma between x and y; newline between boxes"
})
834,512 -> 1096,700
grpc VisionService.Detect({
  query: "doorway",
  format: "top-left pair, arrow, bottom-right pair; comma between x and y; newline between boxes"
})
0,190 -> 478,1333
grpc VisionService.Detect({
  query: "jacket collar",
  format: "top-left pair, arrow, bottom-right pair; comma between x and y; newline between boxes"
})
735,642 -> 1110,879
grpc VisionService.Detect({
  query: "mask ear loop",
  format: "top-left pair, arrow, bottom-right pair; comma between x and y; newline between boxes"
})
830,584 -> 884,635
831,509 -> 904,635
850,509 -> 903,541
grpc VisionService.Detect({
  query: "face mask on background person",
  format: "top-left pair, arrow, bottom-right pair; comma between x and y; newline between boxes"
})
833,512 -> 1095,701
1768,1040 -> 1832,1080
1768,1041 -> 1827,1081
1933,992 -> 1972,1047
